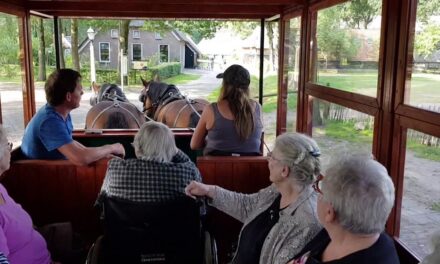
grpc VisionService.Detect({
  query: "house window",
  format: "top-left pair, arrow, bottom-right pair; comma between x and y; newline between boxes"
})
159,44 -> 169,63
132,43 -> 142,61
111,29 -> 118,38
133,30 -> 140,39
155,32 -> 162,40
99,42 -> 110,62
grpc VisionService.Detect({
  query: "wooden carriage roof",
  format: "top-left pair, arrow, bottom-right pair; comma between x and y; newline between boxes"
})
3,0 -> 305,19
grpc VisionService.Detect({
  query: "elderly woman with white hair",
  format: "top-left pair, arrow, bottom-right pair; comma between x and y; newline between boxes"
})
288,156 -> 399,264
185,133 -> 322,264
98,121 -> 201,203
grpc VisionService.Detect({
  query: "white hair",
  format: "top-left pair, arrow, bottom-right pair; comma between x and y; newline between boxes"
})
322,155 -> 395,234
421,231 -> 440,264
274,133 -> 321,187
133,122 -> 177,162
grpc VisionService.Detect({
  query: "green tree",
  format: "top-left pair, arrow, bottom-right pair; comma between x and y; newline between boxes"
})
341,0 -> 381,29
71,19 -> 80,71
142,20 -> 221,44
413,0 -> 440,58
417,0 -> 440,23
318,7 -> 360,68
415,24 -> 440,59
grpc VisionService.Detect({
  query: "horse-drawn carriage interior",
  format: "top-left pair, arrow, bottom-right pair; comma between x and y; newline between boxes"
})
0,0 -> 439,263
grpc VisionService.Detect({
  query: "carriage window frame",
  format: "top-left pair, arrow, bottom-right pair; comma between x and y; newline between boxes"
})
154,32 -> 162,40
131,43 -> 142,61
132,30 -> 140,39
159,44 -> 169,63
99,42 -> 110,63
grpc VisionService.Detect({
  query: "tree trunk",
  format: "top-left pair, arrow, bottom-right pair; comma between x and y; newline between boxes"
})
71,19 -> 80,72
267,22 -> 275,72
58,20 -> 65,69
119,20 -> 130,85
37,18 -> 46,81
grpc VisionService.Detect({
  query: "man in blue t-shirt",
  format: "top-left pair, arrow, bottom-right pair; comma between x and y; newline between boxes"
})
21,69 -> 125,165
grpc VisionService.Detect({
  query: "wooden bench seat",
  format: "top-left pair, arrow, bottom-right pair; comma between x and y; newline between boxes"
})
196,156 -> 271,263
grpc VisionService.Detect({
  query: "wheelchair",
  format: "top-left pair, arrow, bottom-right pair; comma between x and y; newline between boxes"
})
86,195 -> 217,264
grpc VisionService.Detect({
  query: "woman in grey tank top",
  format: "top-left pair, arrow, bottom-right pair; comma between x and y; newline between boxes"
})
190,64 -> 263,156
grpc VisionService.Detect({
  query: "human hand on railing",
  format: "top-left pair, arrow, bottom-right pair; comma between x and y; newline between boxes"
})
185,181 -> 215,199
108,143 -> 125,159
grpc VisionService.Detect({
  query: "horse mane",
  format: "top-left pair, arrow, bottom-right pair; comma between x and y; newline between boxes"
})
148,81 -> 181,104
98,83 -> 128,103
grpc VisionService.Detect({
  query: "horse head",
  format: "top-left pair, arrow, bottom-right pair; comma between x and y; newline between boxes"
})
140,77 -> 182,118
89,82 -> 128,106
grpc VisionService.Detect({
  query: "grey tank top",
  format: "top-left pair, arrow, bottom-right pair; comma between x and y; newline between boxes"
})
204,102 -> 263,156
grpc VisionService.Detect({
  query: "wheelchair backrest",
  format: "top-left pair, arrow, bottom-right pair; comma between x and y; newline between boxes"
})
101,195 -> 202,264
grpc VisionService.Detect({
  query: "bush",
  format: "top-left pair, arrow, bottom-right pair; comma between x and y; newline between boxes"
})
130,62 -> 181,84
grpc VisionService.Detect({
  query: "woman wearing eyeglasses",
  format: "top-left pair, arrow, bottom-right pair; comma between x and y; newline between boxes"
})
186,132 -> 322,264
287,156 -> 399,264
0,125 -> 53,264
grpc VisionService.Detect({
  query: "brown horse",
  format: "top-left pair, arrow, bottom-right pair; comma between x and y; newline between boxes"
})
139,78 -> 208,128
85,83 -> 145,129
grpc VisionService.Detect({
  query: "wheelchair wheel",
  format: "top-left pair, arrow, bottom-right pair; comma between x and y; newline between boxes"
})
203,231 -> 218,264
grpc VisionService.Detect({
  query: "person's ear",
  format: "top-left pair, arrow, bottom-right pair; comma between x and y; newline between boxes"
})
281,165 -> 290,178
66,92 -> 72,102
324,203 -> 336,223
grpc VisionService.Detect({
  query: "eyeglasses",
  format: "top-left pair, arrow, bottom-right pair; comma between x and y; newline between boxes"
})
313,174 -> 324,195
264,141 -> 284,162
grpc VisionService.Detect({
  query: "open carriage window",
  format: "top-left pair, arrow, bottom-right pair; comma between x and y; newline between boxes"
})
404,1 -> 440,113
309,0 -> 382,98
282,15 -> 301,133
311,97 -> 374,170
399,130 -> 440,259
0,12 -> 26,146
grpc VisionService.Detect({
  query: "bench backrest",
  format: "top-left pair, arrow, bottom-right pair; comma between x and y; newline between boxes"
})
196,156 -> 270,263
1,155 -> 109,238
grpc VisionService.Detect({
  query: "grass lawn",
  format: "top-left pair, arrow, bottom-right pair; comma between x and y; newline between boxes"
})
316,119 -> 440,161
162,73 -> 200,85
316,71 -> 440,104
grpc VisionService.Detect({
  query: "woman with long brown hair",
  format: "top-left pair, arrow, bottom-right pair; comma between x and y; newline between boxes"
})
191,64 -> 263,156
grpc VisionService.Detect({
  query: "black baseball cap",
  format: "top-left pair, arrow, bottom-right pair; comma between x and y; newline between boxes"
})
216,64 -> 250,87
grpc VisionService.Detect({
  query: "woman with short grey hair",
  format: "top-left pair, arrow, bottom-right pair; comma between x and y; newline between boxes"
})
98,121 -> 201,203
132,121 -> 177,162
186,132 -> 322,264
288,155 -> 400,264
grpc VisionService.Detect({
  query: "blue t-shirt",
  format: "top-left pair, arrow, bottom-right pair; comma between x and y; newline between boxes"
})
21,104 -> 73,160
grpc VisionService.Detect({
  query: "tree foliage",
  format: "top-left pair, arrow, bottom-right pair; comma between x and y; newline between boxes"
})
340,0 -> 381,29
0,14 -> 19,65
317,7 -> 360,64
414,1 -> 440,58
142,20 -> 222,43
415,24 -> 440,59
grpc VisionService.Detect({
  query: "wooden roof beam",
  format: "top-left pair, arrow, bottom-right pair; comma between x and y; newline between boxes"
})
26,0 -> 304,5
27,2 -> 282,14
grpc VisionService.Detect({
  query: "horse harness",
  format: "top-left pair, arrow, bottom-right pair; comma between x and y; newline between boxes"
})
89,97 -> 144,129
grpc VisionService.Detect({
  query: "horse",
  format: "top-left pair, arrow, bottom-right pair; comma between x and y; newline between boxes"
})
85,82 -> 145,129
139,78 -> 208,128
